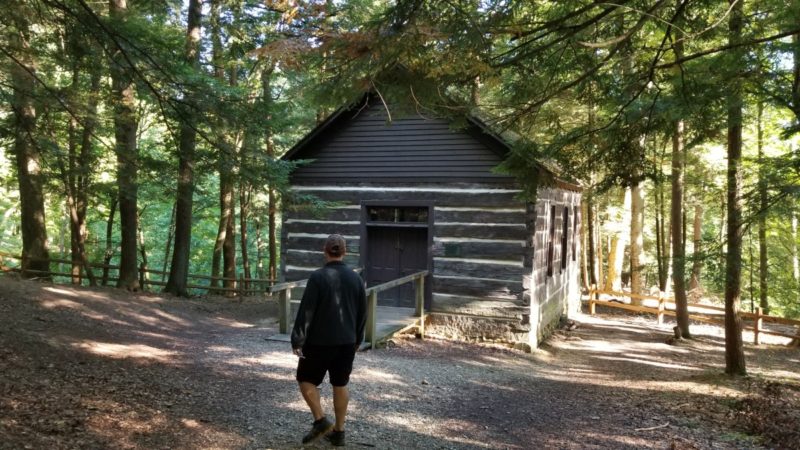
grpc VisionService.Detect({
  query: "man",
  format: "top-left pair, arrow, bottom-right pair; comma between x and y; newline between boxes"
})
291,234 -> 367,446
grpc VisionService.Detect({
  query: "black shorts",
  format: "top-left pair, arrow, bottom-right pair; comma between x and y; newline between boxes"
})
296,344 -> 357,387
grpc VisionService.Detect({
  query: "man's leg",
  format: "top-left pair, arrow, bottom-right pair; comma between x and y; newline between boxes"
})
332,386 -> 349,431
298,381 -> 324,420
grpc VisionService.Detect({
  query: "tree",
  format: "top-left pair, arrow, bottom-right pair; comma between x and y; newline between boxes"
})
671,119 -> 691,338
7,4 -> 50,279
109,0 -> 140,291
724,0 -> 747,375
165,0 -> 202,297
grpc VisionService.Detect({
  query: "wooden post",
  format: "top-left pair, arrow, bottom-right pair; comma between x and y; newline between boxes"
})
366,291 -> 378,349
657,292 -> 665,325
754,306 -> 763,345
589,284 -> 597,315
415,275 -> 425,339
279,288 -> 292,334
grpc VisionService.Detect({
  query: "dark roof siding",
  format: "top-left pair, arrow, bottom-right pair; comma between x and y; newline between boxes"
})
288,101 -> 515,184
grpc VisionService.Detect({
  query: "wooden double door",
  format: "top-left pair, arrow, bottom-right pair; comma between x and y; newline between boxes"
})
366,226 -> 428,307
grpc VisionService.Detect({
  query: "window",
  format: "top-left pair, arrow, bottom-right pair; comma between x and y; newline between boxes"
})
547,205 -> 555,277
561,207 -> 569,270
572,205 -> 579,261
367,206 -> 428,223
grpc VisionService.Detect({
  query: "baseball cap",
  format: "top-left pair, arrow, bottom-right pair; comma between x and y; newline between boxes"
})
324,234 -> 346,257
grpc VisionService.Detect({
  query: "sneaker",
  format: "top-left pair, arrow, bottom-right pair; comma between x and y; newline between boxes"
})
302,417 -> 334,444
325,429 -> 346,447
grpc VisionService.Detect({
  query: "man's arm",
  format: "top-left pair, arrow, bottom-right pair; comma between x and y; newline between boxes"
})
291,273 -> 319,350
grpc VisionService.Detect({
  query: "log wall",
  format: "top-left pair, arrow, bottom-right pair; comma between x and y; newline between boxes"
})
280,182 -> 581,347
527,186 -> 582,347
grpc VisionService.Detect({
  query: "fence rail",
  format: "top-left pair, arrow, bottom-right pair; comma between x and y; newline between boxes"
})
0,252 -> 275,296
587,287 -> 800,345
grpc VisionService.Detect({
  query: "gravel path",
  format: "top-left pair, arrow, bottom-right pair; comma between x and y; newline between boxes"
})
1,276 -> 798,449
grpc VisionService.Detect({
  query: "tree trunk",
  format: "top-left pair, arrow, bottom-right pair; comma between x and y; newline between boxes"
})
630,181 -> 645,302
65,48 -> 99,287
793,209 -> 799,290
137,209 -> 149,289
724,0 -> 747,376
756,102 -> 769,315
109,0 -> 139,291
261,65 -> 279,281
689,204 -> 703,292
239,184 -> 251,292
663,200 -> 673,295
672,120 -> 691,338
587,194 -> 597,287
605,189 -> 630,292
162,203 -> 176,282
102,196 -> 117,286
10,11 -> 50,279
596,212 -> 604,286
255,217 -> 265,279
581,199 -> 591,289
165,0 -> 201,297
209,0 -> 236,294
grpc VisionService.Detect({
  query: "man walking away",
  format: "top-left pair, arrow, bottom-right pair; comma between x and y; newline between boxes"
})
291,234 -> 367,446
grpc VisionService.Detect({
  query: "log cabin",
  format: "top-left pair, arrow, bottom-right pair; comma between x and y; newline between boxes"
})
280,94 -> 582,350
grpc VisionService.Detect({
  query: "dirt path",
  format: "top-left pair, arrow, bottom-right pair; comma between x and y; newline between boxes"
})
1,276 -> 798,449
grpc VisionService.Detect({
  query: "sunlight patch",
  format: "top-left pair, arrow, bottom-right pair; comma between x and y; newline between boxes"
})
43,287 -> 79,298
73,341 -> 178,362
212,317 -> 255,328
40,298 -> 83,309
358,368 -> 405,386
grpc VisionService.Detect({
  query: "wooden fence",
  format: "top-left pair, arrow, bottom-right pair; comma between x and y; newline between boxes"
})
587,286 -> 800,344
271,270 -> 428,349
0,252 -> 275,296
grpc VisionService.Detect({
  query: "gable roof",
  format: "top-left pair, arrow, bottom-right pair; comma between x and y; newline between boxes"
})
284,93 -> 581,190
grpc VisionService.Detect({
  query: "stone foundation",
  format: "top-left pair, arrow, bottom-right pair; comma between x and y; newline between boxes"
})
424,312 -> 532,351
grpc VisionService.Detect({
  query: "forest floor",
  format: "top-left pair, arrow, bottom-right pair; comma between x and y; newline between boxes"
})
0,275 -> 798,450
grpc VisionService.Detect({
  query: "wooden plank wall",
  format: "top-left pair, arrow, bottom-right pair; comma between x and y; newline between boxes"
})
281,184 -> 530,312
290,101 -> 514,184
528,186 -> 582,347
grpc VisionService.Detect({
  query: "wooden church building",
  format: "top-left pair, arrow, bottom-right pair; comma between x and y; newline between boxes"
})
280,94 -> 582,349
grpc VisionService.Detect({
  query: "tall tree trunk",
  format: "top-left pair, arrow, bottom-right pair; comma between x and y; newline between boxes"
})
689,204 -> 703,292
672,119 -> 691,338
109,0 -> 140,291
10,10 -> 50,279
255,217 -> 265,279
65,48 -> 98,287
605,189 -> 630,292
655,187 -> 664,290
162,203 -> 176,282
209,0 -> 232,292
662,196 -> 673,294
102,196 -> 117,286
165,0 -> 202,297
67,64 -> 81,283
724,0 -> 747,375
756,102 -> 769,315
793,209 -> 799,290
239,184 -> 251,292
630,181 -> 645,302
137,209 -> 149,289
581,199 -> 591,289
222,66 -> 239,296
587,195 -> 597,287
261,64 -> 279,281
596,212 -> 605,286
77,61 -> 100,286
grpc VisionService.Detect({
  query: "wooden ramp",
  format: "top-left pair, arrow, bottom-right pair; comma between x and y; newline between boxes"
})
265,306 -> 420,349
